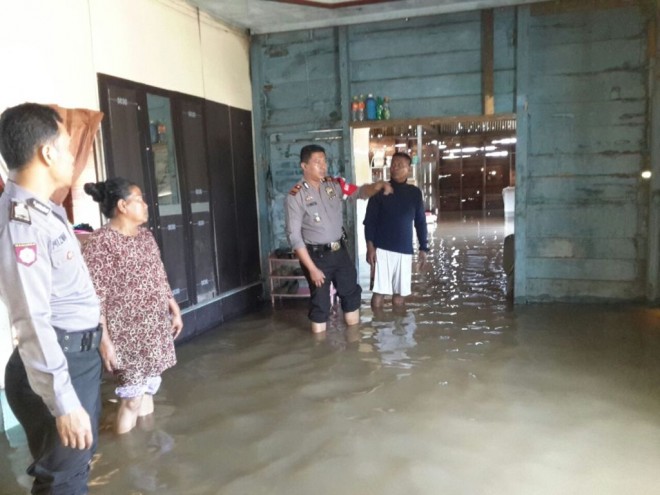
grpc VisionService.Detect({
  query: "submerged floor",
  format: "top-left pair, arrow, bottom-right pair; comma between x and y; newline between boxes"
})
2,214 -> 660,494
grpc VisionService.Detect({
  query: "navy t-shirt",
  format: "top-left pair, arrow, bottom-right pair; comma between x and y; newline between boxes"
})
363,180 -> 428,255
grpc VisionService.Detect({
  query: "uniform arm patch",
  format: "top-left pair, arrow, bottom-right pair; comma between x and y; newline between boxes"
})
14,243 -> 37,266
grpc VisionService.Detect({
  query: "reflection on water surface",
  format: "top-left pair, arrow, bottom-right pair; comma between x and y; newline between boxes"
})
2,214 -> 660,495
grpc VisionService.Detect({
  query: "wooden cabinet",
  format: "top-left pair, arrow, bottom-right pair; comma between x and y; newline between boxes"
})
206,102 -> 260,293
99,75 -> 261,340
268,254 -> 309,306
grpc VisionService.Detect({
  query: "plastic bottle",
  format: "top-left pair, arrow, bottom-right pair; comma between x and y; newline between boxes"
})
376,97 -> 384,120
365,94 -> 377,120
382,97 -> 391,120
357,95 -> 365,121
351,96 -> 359,121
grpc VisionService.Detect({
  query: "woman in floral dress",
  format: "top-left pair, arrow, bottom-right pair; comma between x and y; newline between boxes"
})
82,177 -> 182,434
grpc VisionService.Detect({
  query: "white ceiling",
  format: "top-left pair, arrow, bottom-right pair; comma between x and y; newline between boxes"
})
184,0 -> 547,34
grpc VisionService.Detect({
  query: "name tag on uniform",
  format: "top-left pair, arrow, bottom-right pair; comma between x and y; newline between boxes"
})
52,233 -> 67,248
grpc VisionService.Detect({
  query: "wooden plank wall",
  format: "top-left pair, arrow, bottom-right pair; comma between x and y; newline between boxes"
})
251,3 -> 656,303
251,28 -> 343,252
347,10 -> 516,118
522,5 -> 648,301
252,10 -> 517,254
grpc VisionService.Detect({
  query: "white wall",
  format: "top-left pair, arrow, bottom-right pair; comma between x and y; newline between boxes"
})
0,0 -> 98,110
0,0 -> 251,113
353,128 -> 371,263
0,0 -> 252,394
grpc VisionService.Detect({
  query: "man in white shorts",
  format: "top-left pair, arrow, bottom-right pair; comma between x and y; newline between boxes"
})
364,152 -> 428,309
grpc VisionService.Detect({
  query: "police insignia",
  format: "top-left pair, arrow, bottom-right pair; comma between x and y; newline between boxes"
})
14,243 -> 37,266
10,201 -> 31,224
325,186 -> 336,199
289,184 -> 302,196
26,198 -> 50,215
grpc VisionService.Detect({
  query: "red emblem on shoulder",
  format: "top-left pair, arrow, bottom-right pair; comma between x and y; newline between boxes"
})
14,243 -> 37,267
337,177 -> 359,198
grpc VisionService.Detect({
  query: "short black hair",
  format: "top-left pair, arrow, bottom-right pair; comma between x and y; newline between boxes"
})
392,152 -> 412,165
0,103 -> 62,170
84,177 -> 139,219
300,144 -> 325,164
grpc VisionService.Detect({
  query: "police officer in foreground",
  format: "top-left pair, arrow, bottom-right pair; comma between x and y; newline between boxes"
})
285,144 -> 393,334
0,103 -> 102,494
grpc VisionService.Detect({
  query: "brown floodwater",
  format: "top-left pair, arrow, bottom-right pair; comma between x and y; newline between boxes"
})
2,213 -> 660,494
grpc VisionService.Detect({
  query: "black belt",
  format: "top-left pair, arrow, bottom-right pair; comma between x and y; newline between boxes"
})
54,325 -> 101,353
306,240 -> 343,254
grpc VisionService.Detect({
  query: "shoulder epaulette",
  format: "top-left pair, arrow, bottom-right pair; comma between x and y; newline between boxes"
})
9,200 -> 31,225
324,176 -> 339,183
289,184 -> 302,196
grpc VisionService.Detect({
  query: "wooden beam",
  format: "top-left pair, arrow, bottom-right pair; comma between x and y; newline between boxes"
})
647,2 -> 660,301
271,0 -> 399,9
350,113 -> 516,129
514,5 -> 531,302
482,9 -> 495,116
531,0 -> 640,16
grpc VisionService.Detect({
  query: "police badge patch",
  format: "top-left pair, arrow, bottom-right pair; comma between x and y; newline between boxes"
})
14,243 -> 37,266
325,186 -> 336,199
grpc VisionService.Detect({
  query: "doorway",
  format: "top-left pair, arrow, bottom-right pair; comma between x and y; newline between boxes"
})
355,115 -> 516,215
351,114 -> 517,291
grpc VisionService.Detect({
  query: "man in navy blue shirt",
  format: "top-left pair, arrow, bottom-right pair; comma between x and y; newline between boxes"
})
364,152 -> 428,309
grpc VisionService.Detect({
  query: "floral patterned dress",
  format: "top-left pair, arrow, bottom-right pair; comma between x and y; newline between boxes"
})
82,225 -> 176,388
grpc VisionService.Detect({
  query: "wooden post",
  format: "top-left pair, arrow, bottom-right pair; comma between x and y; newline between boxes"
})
482,9 -> 495,116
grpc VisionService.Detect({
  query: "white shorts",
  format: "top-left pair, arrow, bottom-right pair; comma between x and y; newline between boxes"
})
372,248 -> 412,296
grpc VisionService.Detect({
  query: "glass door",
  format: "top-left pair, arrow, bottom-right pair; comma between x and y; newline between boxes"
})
178,99 -> 218,303
146,93 -> 191,307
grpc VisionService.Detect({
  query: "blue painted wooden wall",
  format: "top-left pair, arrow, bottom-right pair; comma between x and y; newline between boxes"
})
250,3 -> 659,303
252,10 -> 515,246
348,10 -> 516,118
516,5 -> 651,301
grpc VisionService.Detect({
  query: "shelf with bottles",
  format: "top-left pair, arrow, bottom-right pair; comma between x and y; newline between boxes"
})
269,253 -> 309,306
350,94 -> 391,124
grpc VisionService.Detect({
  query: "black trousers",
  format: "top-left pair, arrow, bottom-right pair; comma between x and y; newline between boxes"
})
5,345 -> 102,495
301,247 -> 362,323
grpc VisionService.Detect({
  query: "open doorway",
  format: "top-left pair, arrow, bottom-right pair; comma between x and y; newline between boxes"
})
355,116 -> 516,211
351,113 -> 517,296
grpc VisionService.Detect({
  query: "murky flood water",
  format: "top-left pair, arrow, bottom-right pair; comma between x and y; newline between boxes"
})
3,214 -> 660,494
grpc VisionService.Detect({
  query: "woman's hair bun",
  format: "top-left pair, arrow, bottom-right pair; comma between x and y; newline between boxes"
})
83,182 -> 106,203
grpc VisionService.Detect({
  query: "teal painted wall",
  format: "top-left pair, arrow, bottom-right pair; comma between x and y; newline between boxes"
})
520,6 -> 649,301
250,4 -> 658,303
252,10 -> 516,250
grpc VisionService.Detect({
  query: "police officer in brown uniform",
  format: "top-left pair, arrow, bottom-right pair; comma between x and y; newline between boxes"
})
0,103 -> 102,494
285,144 -> 392,334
